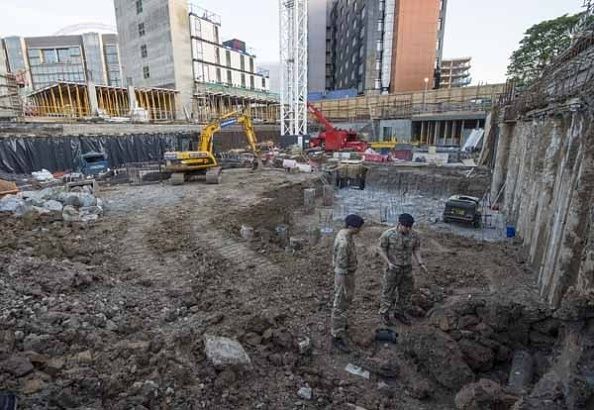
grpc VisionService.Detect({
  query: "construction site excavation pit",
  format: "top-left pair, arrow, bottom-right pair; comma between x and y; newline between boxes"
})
331,165 -> 508,242
0,168 -> 588,409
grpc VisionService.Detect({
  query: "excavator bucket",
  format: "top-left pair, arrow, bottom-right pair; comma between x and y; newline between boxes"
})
252,158 -> 264,171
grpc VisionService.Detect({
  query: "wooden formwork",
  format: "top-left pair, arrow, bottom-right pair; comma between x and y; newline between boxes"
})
26,81 -> 178,121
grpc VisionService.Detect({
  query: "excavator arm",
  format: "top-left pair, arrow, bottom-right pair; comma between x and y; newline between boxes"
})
197,110 -> 262,167
164,109 -> 262,184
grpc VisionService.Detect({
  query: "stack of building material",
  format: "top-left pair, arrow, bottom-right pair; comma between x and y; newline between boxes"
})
0,179 -> 18,197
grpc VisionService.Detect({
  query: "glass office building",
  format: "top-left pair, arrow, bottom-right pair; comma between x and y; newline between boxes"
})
1,33 -> 122,90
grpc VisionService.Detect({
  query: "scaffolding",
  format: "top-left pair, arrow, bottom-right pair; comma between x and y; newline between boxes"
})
310,83 -> 506,122
0,73 -> 22,119
279,0 -> 308,140
193,83 -> 280,124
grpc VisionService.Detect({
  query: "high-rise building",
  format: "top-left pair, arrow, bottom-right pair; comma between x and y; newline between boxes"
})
391,0 -> 447,92
113,0 -> 273,119
440,57 -> 472,88
1,33 -> 122,90
315,0 -> 447,95
307,0 -> 330,93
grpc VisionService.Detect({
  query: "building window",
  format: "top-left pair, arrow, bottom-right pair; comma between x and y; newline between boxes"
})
136,0 -> 143,14
250,75 -> 254,89
215,48 -> 220,64
42,49 -> 57,64
143,66 -> 150,79
241,73 -> 246,87
140,45 -> 147,58
249,58 -> 254,73
227,70 -> 232,85
214,26 -> 220,43
216,68 -> 221,83
240,55 -> 245,71
262,77 -> 266,88
226,50 -> 231,67
138,23 -> 145,37
57,48 -> 70,62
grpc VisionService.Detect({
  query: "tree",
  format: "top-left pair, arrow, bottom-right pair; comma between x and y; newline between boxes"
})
506,13 -> 583,86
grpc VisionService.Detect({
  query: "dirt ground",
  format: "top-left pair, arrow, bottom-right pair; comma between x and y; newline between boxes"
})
0,168 -> 558,409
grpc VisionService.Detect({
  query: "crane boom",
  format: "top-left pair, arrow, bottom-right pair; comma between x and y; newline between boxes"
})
307,103 -> 336,132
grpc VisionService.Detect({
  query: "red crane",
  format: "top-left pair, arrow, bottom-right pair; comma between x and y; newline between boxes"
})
307,103 -> 369,152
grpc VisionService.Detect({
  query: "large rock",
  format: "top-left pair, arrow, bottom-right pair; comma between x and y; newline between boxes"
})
455,378 -> 518,409
42,200 -> 63,213
458,339 -> 495,372
0,195 -> 26,213
512,372 -> 565,410
204,335 -> 251,370
1,355 -> 34,377
60,192 -> 97,208
62,205 -> 82,222
401,326 -> 474,390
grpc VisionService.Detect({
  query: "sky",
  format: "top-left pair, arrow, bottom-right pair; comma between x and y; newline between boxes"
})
0,0 -> 586,85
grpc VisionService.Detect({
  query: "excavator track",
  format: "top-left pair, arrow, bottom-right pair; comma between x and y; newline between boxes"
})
205,167 -> 222,184
170,173 -> 186,186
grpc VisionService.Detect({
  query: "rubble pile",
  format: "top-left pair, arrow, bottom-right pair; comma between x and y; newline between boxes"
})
0,185 -> 103,222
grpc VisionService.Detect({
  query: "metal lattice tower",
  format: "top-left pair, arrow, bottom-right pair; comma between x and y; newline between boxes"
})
279,0 -> 308,142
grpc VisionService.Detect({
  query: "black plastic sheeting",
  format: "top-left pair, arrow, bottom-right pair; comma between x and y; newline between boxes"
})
0,131 -> 299,174
0,133 -> 194,174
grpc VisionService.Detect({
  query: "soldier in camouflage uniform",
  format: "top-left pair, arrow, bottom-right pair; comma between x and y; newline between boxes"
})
331,214 -> 364,352
378,213 -> 427,326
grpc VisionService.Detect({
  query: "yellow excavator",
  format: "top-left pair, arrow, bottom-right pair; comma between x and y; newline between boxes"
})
163,111 -> 262,184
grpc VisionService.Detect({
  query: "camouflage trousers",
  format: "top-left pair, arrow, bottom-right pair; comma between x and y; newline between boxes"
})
379,265 -> 413,316
330,272 -> 355,338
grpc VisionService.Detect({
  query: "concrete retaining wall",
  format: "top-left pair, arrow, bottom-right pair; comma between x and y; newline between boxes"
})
492,111 -> 594,306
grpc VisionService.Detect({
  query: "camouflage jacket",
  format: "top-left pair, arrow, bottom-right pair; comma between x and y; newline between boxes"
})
333,229 -> 357,274
379,228 -> 420,267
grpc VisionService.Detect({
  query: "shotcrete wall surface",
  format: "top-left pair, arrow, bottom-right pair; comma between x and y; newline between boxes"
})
494,111 -> 594,306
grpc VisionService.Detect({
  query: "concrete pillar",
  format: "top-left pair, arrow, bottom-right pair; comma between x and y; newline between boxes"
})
322,185 -> 334,206
127,86 -> 137,110
433,121 -> 438,146
490,122 -> 514,201
451,120 -> 457,146
444,120 -> 450,145
304,188 -> 316,213
460,120 -> 466,145
420,121 -> 425,144
87,82 -> 99,116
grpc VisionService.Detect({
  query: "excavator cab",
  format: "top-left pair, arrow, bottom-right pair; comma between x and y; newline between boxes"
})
163,110 -> 262,185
